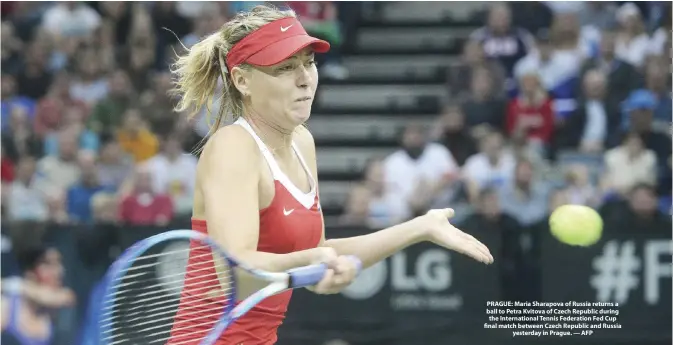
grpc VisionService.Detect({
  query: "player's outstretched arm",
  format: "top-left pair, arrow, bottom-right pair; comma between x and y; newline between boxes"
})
293,127 -> 494,269
323,209 -> 493,268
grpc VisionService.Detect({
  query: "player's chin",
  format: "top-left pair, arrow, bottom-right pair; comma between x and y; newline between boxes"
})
289,108 -> 312,125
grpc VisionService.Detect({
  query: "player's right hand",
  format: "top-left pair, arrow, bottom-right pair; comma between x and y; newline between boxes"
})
307,247 -> 358,295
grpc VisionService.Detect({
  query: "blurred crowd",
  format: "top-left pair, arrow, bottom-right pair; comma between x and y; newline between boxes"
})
0,2 -> 671,345
1,1 -> 351,232
339,2 -> 671,301
341,2 -> 671,229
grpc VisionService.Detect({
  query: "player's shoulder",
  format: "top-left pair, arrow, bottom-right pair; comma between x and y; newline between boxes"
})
201,123 -> 262,165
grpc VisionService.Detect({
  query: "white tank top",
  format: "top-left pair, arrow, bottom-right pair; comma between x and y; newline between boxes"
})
234,117 -> 317,209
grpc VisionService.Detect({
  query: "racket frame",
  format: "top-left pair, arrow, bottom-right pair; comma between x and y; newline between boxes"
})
99,230 -> 241,345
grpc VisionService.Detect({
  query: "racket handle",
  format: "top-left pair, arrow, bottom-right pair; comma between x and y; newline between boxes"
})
287,255 -> 363,288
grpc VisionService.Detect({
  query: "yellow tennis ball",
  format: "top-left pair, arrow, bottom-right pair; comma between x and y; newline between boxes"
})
549,205 -> 603,247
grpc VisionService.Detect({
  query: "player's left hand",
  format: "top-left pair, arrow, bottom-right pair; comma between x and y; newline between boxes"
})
417,208 -> 494,264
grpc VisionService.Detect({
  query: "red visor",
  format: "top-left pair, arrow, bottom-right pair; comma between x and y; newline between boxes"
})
225,17 -> 330,71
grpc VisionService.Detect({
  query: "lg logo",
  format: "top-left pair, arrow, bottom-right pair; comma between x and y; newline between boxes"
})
342,249 -> 452,300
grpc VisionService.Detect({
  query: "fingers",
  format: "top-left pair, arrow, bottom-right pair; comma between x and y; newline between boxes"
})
460,233 -> 494,263
313,268 -> 336,294
427,208 -> 455,219
312,256 -> 359,294
332,256 -> 357,285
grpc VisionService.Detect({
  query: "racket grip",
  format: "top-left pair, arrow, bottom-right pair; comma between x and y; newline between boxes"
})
287,255 -> 363,289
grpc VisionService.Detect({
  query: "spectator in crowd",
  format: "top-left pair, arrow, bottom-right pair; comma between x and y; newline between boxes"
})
97,137 -> 133,190
499,159 -> 550,227
612,89 -> 671,168
1,104 -> 42,162
509,2 -> 553,35
6,156 -> 48,222
35,130 -> 81,195
648,8 -> 671,59
580,28 -> 642,106
462,130 -> 516,202
139,72 -> 179,138
514,28 -> 581,118
32,72 -> 89,140
1,245 -> 75,345
119,165 -> 173,226
340,158 -> 406,228
602,132 -> 658,197
470,3 -> 534,77
447,40 -> 506,98
16,42 -> 53,100
460,187 -> 525,300
602,183 -> 671,232
66,152 -> 111,224
432,104 -> 478,166
556,69 -> 618,153
563,163 -> 600,207
614,3 -> 651,69
87,70 -> 135,136
1,74 -> 35,131
116,107 -> 159,163
578,2 -> 618,31
461,67 -> 507,133
122,8 -> 158,92
93,22 -> 118,75
145,136 -> 197,217
181,6 -> 225,48
95,2 -> 132,46
383,123 -> 460,220
339,183 -> 373,228
41,1 -> 101,38
43,107 -> 99,157
514,30 -> 581,117
1,21 -> 24,74
549,9 -> 600,60
151,2 -> 192,70
46,189 -> 70,225
642,58 -> 672,124
505,71 -> 555,155
69,49 -> 109,107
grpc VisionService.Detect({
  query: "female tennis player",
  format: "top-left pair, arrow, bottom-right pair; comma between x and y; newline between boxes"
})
168,5 -> 493,345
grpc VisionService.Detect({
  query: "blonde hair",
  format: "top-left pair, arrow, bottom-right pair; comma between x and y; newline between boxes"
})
172,5 -> 296,136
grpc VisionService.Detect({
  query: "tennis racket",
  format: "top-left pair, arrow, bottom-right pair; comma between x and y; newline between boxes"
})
98,229 -> 362,345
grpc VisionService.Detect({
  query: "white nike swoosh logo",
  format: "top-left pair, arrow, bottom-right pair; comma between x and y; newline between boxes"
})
283,208 -> 295,216
280,25 -> 293,32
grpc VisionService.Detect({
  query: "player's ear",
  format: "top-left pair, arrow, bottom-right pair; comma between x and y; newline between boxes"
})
230,66 -> 251,97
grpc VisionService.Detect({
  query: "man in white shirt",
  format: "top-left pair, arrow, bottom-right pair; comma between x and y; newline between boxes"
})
8,157 -> 48,222
383,124 -> 460,220
145,137 -> 197,216
462,131 -> 517,202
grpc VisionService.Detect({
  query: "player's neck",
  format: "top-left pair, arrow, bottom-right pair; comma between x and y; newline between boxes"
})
243,109 -> 294,156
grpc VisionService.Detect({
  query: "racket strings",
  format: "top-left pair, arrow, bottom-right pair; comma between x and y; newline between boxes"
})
101,293 -> 231,335
101,240 -> 235,345
102,261 -> 232,308
115,246 -> 213,273
99,277 -> 233,325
